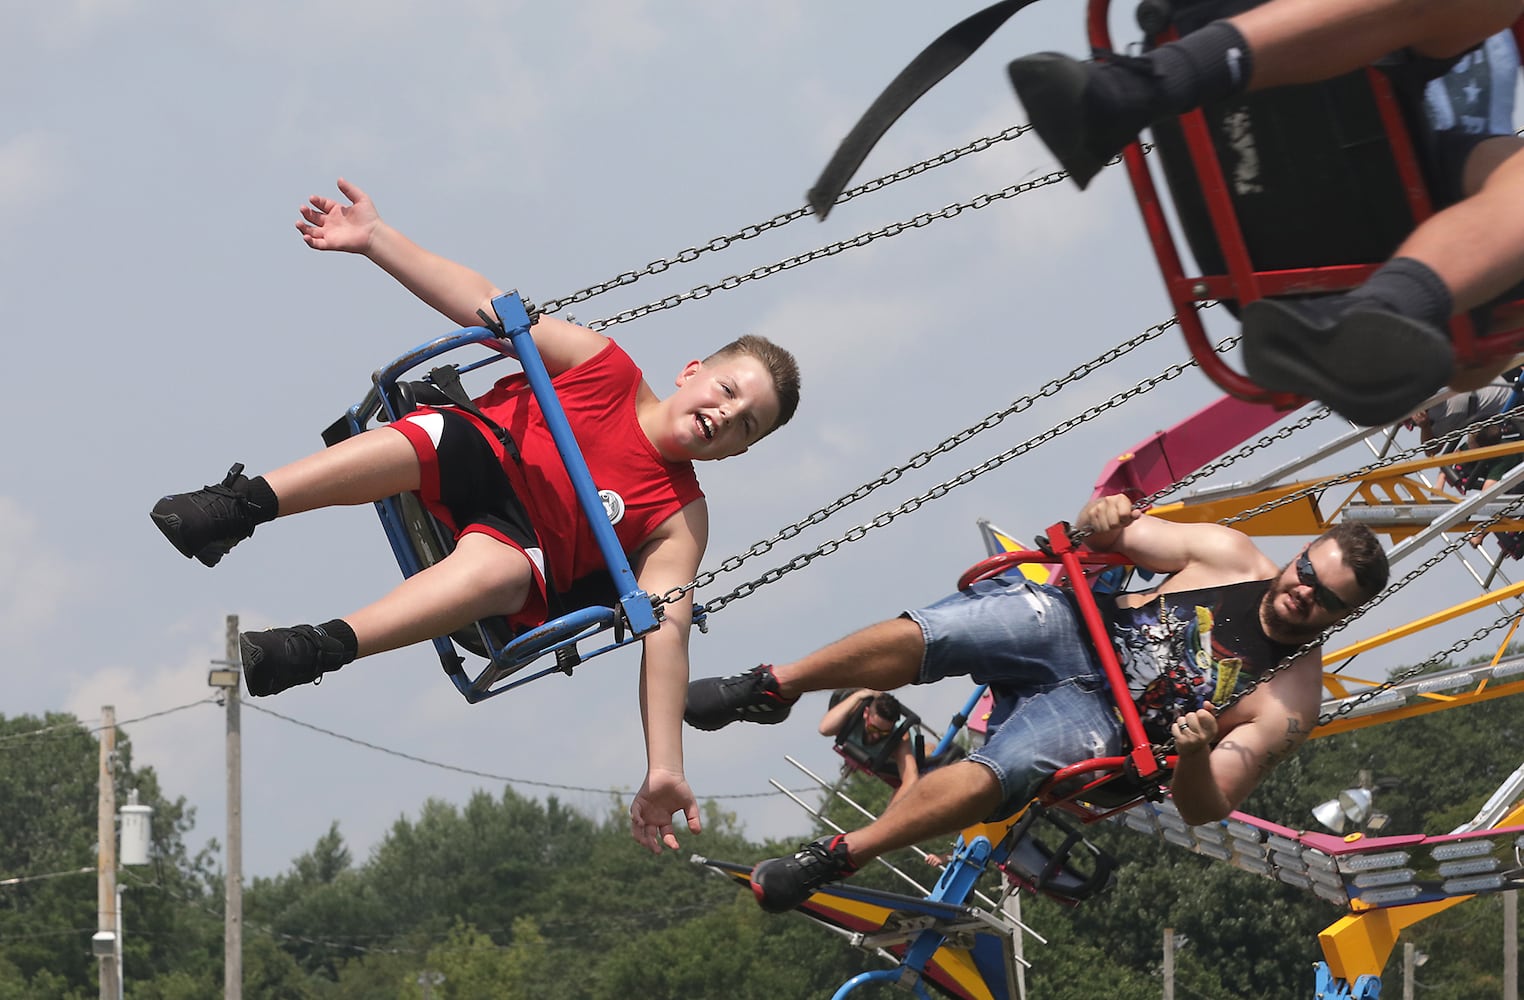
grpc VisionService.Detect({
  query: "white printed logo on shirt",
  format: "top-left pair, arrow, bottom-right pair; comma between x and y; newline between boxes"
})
600,489 -> 626,525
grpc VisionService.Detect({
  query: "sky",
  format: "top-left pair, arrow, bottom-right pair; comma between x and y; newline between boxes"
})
4,0 -> 1520,895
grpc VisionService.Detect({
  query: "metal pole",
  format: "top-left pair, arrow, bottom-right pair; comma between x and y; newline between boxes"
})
225,615 -> 243,1000
1403,941 -> 1415,1000
1506,889 -> 1518,1000
97,706 -> 120,1000
116,885 -> 124,1000
1163,927 -> 1175,1000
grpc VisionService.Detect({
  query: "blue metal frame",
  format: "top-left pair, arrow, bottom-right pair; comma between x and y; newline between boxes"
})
334,291 -> 669,702
932,683 -> 988,760
826,833 -> 1005,1000
1313,963 -> 1383,999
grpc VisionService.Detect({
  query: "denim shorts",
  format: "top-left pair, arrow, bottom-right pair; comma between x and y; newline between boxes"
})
906,577 -> 1126,818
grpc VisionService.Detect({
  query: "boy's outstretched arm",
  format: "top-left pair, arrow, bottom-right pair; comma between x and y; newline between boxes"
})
627,501 -> 708,854
298,178 -> 499,329
297,178 -> 611,374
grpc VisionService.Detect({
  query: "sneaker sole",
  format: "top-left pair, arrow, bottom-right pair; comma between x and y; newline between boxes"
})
150,510 -> 234,567
1007,54 -> 1109,190
1241,299 -> 1454,427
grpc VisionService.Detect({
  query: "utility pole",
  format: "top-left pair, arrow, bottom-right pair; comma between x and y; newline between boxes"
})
224,614 -> 243,1000
95,706 -> 120,1000
1163,927 -> 1175,1000
1506,889 -> 1518,1000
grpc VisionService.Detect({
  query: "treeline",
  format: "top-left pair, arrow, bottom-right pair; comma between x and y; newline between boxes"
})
0,669 -> 1519,999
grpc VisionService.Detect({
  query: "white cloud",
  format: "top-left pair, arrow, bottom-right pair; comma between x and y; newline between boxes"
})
0,134 -> 70,222
0,497 -> 81,640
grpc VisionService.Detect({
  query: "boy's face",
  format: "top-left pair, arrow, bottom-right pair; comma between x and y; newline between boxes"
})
667,354 -> 782,461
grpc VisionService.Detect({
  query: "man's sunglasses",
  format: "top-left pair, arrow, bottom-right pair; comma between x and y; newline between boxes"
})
1295,551 -> 1350,613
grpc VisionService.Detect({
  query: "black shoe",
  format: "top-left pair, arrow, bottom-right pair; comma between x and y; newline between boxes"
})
750,835 -> 859,913
1007,52 -> 1162,190
684,665 -> 797,731
151,464 -> 272,567
1240,298 -> 1454,427
240,625 -> 351,697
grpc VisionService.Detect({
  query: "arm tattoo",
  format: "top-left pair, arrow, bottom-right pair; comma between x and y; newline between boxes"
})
1221,716 -> 1306,781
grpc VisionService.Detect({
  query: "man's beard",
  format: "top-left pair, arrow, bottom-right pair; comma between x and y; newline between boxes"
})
1259,587 -> 1325,645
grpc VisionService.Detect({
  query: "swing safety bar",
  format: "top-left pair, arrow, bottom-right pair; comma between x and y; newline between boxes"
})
957,525 -> 1162,781
330,292 -> 664,702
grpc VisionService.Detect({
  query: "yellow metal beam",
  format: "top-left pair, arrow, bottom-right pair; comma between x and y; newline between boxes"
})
1320,798 -> 1524,980
1149,439 -> 1524,538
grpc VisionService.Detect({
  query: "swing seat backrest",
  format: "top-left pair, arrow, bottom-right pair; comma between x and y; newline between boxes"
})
325,296 -> 666,703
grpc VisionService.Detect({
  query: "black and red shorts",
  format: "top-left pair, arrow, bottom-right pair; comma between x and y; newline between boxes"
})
389,407 -> 549,629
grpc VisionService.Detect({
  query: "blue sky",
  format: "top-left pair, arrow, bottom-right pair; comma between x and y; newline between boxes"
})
3,0 -> 1515,883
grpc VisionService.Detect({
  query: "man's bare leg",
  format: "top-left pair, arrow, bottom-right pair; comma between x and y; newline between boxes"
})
842,761 -> 1005,863
1235,0 -> 1522,89
749,761 -> 1006,911
770,617 -> 925,698
685,617 -> 927,731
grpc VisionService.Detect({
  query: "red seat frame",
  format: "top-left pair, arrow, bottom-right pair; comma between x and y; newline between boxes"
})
1093,0 -> 1524,406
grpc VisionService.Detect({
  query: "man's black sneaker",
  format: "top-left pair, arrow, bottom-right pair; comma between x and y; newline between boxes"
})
1007,52 -> 1165,190
684,665 -> 798,731
241,625 -> 351,697
151,464 -> 275,567
750,834 -> 859,913
1241,298 -> 1454,427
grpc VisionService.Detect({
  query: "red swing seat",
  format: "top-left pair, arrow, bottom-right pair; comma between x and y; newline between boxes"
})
1106,0 -> 1524,405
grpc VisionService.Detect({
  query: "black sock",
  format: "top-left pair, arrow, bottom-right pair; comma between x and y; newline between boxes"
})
316,619 -> 359,665
244,475 -> 280,525
1350,257 -> 1455,330
1148,21 -> 1254,112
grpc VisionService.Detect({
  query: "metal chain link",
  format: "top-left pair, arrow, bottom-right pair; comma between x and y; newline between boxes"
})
536,124 -> 1034,317
664,316 -> 1180,604
1220,407 -> 1524,529
1142,406 -> 1334,508
1317,611 -> 1519,727
677,338 -> 1231,613
1148,415 -> 1524,750
587,168 -> 1074,331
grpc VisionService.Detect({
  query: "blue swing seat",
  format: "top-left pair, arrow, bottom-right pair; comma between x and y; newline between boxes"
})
324,292 -> 696,702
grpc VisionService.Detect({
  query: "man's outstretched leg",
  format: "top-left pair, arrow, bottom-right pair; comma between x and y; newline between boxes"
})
750,760 -> 1005,912
684,617 -> 924,731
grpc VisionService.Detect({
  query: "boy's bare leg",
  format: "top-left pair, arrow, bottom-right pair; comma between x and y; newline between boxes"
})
263,427 -> 421,515
343,532 -> 535,657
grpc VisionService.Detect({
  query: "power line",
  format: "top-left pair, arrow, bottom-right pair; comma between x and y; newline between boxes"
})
242,701 -> 811,800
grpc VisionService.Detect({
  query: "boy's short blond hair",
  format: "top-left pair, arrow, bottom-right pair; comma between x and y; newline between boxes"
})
705,334 -> 800,437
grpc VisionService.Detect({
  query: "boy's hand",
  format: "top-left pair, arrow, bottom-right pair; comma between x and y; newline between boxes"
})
630,767 -> 702,854
296,177 -> 380,254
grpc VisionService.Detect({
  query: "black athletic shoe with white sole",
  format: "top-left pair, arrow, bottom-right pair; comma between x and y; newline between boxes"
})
683,665 -> 798,731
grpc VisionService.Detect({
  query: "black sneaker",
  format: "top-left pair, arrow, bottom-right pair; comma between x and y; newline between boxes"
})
1007,52 -> 1163,190
241,625 -> 351,697
1240,298 -> 1454,427
684,665 -> 797,731
750,834 -> 859,913
151,464 -> 272,567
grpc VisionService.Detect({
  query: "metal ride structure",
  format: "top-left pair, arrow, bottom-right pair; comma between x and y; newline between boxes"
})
695,391 -> 1524,999
316,3 -> 1524,996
